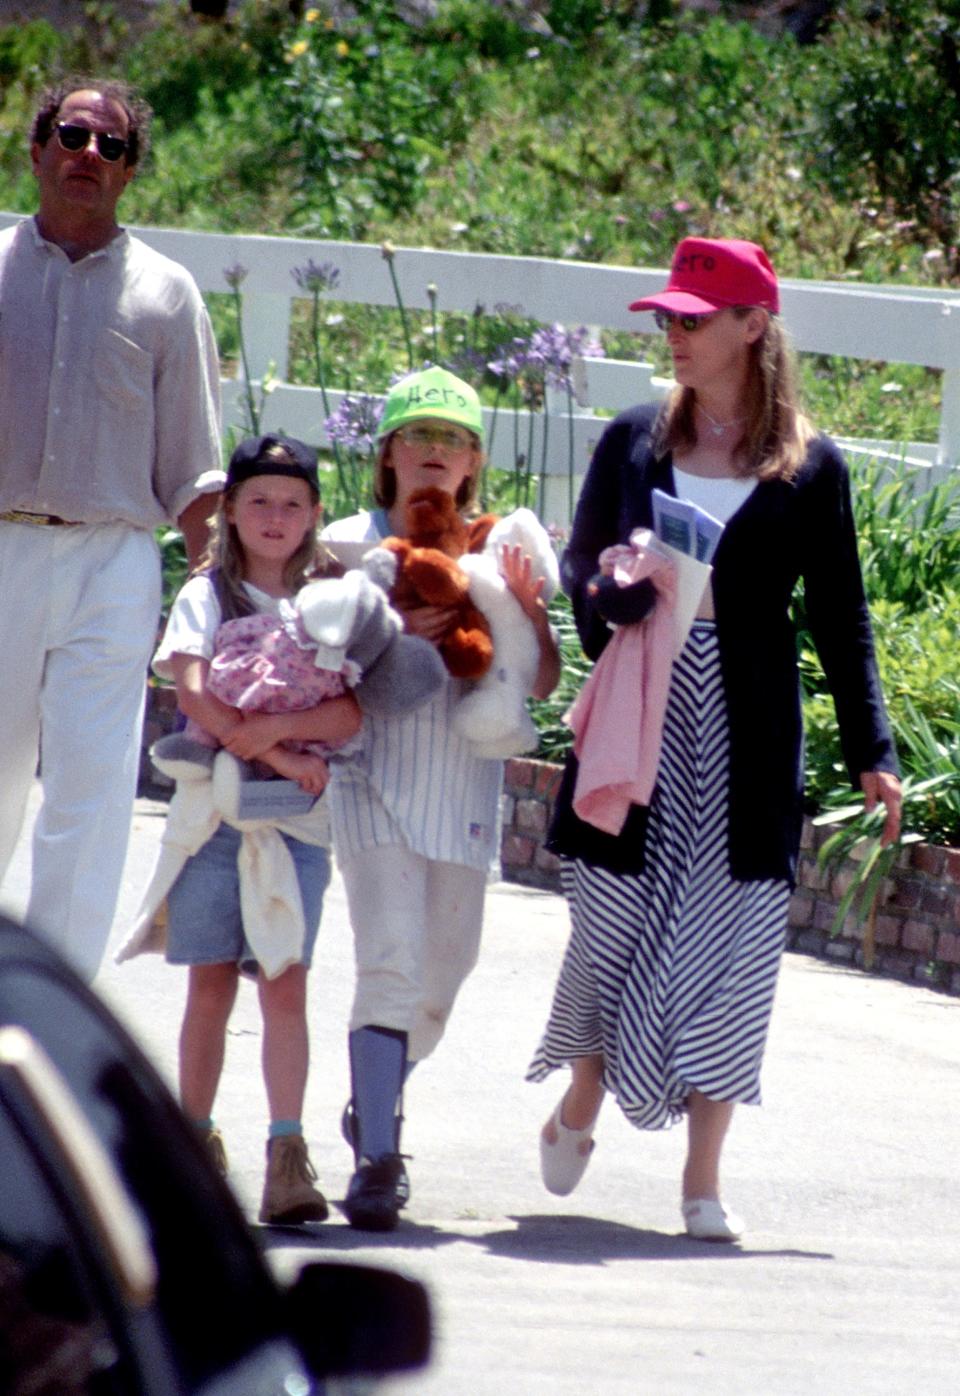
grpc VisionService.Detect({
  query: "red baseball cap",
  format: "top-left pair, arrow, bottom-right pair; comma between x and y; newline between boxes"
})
629,237 -> 779,316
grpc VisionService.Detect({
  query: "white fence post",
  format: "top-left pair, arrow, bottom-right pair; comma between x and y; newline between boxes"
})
938,366 -> 960,467
239,291 -> 291,383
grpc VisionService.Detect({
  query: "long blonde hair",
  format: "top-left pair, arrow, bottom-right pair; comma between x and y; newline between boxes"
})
655,312 -> 815,482
195,480 -> 327,620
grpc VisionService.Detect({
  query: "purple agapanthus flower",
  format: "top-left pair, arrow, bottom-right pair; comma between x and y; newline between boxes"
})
527,323 -> 604,391
223,262 -> 248,289
324,393 -> 383,455
444,347 -> 489,381
488,325 -> 602,390
487,335 -> 535,381
291,259 -> 341,294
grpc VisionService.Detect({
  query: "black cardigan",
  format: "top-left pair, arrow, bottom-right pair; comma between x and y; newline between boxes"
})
547,404 -> 898,886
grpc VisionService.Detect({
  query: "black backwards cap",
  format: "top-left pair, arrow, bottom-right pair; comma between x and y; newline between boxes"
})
225,433 -> 320,495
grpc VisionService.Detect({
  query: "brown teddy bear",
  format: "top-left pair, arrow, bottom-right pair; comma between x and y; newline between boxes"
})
363,486 -> 498,680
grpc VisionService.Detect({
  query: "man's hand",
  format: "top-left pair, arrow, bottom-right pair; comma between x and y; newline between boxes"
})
177,490 -> 220,570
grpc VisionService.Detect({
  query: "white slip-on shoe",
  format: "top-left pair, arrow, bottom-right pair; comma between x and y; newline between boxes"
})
539,1097 -> 596,1197
681,1198 -> 744,1242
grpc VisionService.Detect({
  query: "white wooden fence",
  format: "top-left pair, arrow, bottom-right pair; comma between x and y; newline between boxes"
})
5,212 -> 959,523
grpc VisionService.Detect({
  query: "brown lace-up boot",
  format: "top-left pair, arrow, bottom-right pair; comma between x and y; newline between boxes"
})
259,1134 -> 328,1225
198,1125 -> 228,1178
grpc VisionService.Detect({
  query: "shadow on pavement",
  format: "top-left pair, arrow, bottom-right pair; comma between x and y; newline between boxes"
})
472,1214 -> 835,1265
257,1213 -> 834,1264
259,1216 -> 470,1253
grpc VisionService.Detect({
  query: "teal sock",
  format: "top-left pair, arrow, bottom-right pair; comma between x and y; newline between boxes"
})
193,1117 -> 215,1132
269,1119 -> 303,1139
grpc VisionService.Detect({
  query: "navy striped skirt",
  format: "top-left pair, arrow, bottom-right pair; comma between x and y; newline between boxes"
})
527,622 -> 790,1130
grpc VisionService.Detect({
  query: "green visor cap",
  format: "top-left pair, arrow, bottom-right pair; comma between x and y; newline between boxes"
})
376,366 -> 485,445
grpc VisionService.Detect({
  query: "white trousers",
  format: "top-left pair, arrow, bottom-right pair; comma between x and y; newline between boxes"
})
340,843 -> 487,1063
0,520 -> 161,981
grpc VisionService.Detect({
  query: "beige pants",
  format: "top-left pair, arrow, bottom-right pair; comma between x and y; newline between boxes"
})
340,843 -> 487,1062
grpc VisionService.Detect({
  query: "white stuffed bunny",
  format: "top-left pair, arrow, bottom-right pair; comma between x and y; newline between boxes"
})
454,508 -> 559,759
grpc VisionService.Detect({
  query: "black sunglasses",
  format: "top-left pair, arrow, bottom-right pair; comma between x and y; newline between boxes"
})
54,122 -> 130,163
654,310 -> 717,333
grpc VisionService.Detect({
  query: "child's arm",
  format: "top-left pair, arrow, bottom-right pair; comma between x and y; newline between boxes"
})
171,655 -> 342,794
222,694 -> 362,763
260,747 -> 330,796
170,654 -> 244,745
499,544 -> 562,700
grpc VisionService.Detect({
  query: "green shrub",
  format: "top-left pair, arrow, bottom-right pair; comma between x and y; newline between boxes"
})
278,0 -> 476,236
813,1 -> 960,259
801,593 -> 960,842
0,20 -> 66,91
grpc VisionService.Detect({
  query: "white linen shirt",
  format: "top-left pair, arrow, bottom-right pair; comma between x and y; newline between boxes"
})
0,217 -> 222,528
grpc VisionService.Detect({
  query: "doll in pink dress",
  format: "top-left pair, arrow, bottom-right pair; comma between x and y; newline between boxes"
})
186,603 -> 362,773
153,566 -> 448,789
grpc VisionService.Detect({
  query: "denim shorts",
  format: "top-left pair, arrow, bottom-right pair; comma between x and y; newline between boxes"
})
165,821 -> 330,970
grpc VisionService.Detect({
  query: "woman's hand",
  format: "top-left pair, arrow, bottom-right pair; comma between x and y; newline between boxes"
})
859,769 -> 903,846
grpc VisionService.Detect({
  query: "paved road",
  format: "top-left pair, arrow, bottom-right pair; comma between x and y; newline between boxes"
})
3,786 -> 959,1395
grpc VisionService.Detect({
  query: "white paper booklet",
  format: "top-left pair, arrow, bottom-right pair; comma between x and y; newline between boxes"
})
651,488 -> 724,564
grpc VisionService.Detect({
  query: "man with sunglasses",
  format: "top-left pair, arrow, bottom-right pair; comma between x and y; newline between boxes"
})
0,79 -> 222,982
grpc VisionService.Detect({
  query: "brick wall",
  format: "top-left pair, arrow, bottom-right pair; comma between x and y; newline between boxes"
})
499,757 -> 960,996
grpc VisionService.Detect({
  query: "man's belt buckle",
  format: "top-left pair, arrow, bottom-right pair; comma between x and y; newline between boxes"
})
0,509 -> 80,527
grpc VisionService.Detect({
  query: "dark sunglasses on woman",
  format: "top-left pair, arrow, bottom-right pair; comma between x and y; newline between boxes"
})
653,310 -> 717,333
54,122 -> 130,164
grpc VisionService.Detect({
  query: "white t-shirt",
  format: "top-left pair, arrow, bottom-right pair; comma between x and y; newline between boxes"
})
153,575 -> 286,678
672,468 -> 757,525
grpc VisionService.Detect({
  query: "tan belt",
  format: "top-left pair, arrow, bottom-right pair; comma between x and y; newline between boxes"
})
0,509 -> 84,527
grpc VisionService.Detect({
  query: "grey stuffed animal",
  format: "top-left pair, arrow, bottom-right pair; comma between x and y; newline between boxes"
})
296,569 -> 445,717
151,570 -> 445,802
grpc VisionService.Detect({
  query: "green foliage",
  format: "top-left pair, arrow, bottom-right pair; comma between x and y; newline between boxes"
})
798,361 -> 940,450
278,0 -> 475,235
123,3 -> 282,130
802,592 -> 960,843
852,464 -> 960,610
762,457 -> 960,846
813,1 -> 960,259
812,778 -> 937,961
892,702 -> 960,844
0,19 -> 65,89
158,526 -> 189,614
795,461 -> 960,682
529,590 -> 586,761
434,0 -> 542,61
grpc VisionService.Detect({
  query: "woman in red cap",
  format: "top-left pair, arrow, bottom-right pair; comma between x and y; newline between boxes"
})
527,237 -> 902,1241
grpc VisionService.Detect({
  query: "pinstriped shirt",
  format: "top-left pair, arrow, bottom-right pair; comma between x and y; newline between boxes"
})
320,509 -> 503,871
